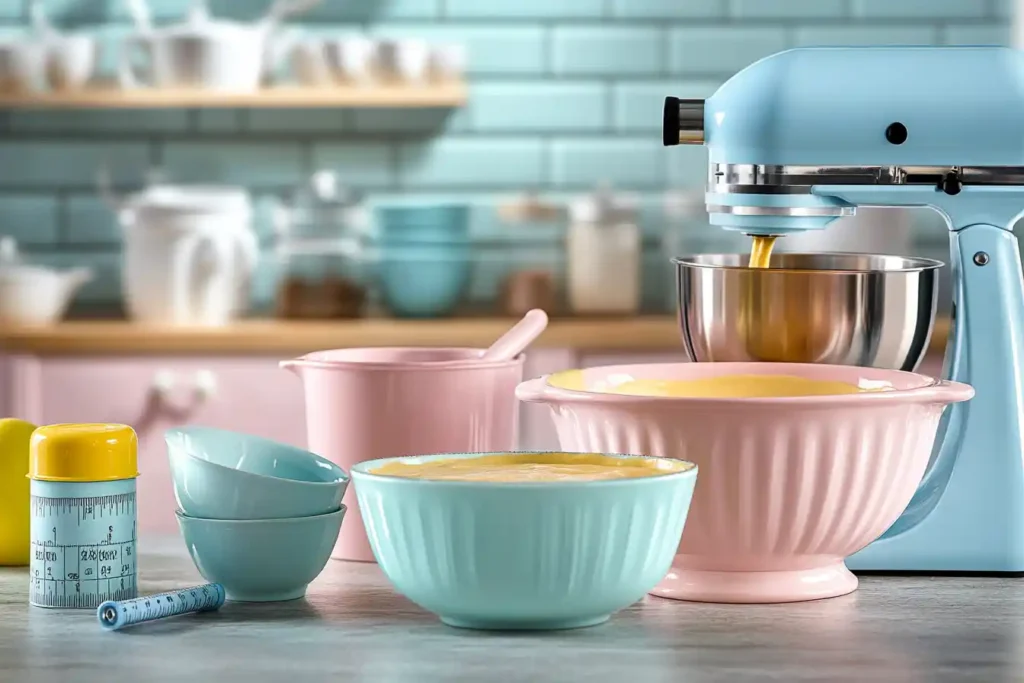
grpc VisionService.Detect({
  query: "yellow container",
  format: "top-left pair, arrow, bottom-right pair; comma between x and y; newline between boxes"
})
28,424 -> 140,609
0,418 -> 37,566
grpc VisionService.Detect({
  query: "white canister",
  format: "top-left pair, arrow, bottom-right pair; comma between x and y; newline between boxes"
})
118,187 -> 258,326
566,189 -> 641,315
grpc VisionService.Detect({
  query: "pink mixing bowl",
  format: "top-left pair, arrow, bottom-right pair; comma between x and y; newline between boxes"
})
282,347 -> 523,562
516,362 -> 974,604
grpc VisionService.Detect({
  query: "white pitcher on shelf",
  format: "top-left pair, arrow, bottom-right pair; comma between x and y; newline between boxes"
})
99,168 -> 259,327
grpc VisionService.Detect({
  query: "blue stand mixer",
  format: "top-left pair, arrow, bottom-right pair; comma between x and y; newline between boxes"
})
663,46 -> 1024,574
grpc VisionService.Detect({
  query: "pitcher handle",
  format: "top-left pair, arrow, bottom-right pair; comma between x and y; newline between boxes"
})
234,227 -> 259,276
173,234 -> 228,324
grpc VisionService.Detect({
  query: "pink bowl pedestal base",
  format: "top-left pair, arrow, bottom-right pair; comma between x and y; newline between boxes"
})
650,562 -> 859,604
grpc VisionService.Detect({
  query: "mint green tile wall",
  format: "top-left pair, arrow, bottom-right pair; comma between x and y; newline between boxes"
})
0,0 -> 1010,310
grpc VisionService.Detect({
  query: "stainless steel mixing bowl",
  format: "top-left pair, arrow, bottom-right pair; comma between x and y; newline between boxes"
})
675,253 -> 943,370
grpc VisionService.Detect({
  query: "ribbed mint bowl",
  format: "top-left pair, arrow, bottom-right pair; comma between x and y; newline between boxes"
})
351,451 -> 698,631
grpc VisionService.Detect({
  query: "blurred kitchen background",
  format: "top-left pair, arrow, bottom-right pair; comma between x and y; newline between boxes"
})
0,1 -> 1011,527
0,0 -> 1013,325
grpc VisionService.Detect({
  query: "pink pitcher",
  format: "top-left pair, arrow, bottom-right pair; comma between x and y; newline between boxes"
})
281,347 -> 524,562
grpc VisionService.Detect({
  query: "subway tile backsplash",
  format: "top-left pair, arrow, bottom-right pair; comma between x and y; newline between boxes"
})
0,0 -> 1010,310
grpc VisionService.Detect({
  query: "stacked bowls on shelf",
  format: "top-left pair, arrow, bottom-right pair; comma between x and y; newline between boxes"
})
371,203 -> 472,318
166,426 -> 348,602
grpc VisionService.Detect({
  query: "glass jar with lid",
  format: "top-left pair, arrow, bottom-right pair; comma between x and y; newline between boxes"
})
566,186 -> 641,315
274,171 -> 372,319
493,193 -> 567,317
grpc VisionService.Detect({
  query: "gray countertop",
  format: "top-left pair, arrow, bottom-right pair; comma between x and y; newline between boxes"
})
0,537 -> 1021,683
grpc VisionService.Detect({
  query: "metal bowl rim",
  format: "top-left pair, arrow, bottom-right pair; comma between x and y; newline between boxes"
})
672,252 -> 945,274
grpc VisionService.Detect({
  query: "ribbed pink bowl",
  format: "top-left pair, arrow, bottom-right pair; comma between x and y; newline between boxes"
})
516,362 -> 974,604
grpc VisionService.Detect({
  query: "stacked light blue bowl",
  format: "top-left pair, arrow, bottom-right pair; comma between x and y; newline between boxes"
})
167,427 -> 348,602
373,204 -> 472,318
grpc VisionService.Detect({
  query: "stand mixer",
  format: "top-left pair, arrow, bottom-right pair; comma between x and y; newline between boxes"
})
663,46 -> 1024,574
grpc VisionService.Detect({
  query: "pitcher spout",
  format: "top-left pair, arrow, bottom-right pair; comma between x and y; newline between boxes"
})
59,267 -> 93,301
279,358 -> 305,376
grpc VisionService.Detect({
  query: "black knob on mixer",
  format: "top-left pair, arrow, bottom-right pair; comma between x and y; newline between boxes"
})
940,171 -> 962,196
663,97 -> 705,146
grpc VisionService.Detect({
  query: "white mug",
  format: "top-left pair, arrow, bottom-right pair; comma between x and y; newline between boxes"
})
288,40 -> 333,86
376,39 -> 429,83
429,44 -> 465,81
0,39 -> 47,92
332,36 -> 375,83
46,34 -> 98,91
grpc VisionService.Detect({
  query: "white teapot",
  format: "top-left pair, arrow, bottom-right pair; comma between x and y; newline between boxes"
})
119,0 -> 321,91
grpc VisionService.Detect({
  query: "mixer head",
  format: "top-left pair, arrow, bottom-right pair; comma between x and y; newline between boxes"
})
663,46 -> 1024,237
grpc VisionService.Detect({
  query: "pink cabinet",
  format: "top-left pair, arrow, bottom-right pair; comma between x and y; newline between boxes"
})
0,346 -> 946,537
4,355 -> 307,535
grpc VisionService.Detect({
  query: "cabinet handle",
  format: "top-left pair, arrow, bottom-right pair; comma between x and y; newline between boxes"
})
193,370 -> 218,401
150,370 -> 176,398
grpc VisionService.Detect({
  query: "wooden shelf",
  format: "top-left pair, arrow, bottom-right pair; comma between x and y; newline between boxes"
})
0,82 -> 468,109
0,316 -> 952,356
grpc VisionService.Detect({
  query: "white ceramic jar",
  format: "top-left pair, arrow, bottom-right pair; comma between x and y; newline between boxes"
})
566,189 -> 641,315
117,186 -> 258,326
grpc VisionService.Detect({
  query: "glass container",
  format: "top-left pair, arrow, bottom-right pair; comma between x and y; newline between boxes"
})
566,187 -> 640,315
274,172 -> 370,319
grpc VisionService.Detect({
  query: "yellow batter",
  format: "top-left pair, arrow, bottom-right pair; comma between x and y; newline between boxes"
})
748,235 -> 777,268
605,375 -> 882,398
370,452 -> 691,482
547,369 -> 889,398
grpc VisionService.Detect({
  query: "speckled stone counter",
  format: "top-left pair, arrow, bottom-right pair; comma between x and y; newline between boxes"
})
0,537 -> 1020,683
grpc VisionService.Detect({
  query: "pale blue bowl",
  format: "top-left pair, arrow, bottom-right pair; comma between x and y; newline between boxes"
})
376,244 -> 472,318
166,426 -> 348,520
351,452 -> 698,631
375,204 -> 470,242
176,507 -> 345,602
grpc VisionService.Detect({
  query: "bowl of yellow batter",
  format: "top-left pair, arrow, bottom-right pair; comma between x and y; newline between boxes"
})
516,362 -> 974,605
350,450 -> 697,631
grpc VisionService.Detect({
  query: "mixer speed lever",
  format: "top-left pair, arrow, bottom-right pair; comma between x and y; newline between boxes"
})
940,170 -> 963,195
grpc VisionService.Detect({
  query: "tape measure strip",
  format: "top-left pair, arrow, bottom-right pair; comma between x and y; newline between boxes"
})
98,583 -> 225,631
30,487 -> 137,609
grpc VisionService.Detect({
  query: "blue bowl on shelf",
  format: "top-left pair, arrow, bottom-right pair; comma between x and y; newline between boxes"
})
375,204 -> 470,243
376,241 -> 472,318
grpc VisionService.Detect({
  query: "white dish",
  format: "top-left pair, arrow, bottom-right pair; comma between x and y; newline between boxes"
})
0,238 -> 92,326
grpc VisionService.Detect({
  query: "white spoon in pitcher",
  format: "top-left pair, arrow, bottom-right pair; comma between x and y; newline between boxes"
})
480,309 -> 549,362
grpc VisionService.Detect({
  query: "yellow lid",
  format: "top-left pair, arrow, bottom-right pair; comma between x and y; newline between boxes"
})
29,424 -> 139,482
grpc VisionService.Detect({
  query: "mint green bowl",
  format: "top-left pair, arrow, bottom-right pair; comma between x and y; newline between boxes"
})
176,507 -> 345,602
351,452 -> 698,631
